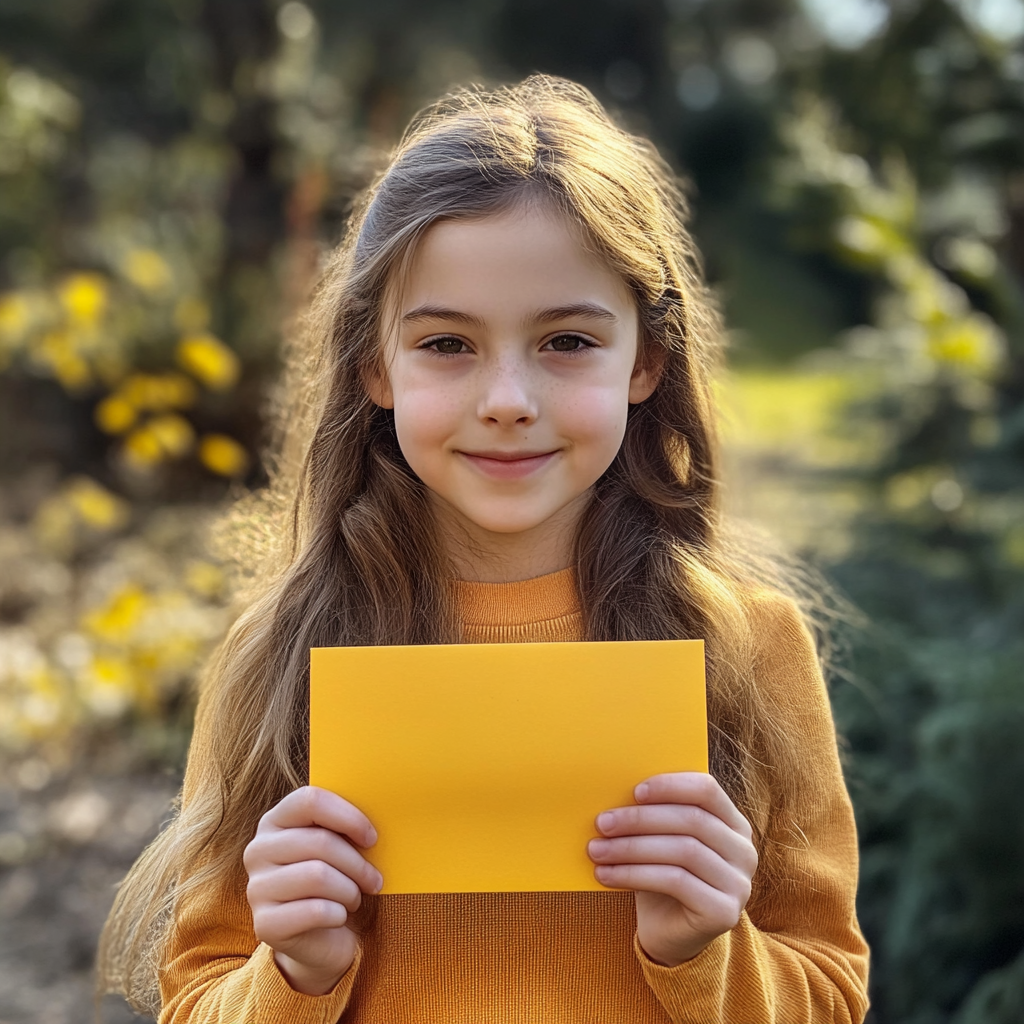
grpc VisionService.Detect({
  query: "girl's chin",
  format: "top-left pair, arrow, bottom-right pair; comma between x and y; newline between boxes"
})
422,484 -> 597,539
442,500 -> 579,538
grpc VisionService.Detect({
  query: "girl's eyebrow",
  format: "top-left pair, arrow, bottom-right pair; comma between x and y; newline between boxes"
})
401,304 -> 485,327
527,303 -> 618,327
400,302 -> 618,328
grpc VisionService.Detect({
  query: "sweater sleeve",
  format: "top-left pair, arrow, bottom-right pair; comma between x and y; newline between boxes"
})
158,866 -> 361,1024
634,591 -> 870,1024
157,683 -> 363,1023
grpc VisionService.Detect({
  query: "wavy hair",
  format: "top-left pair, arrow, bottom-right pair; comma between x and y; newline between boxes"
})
97,74 -> 825,1016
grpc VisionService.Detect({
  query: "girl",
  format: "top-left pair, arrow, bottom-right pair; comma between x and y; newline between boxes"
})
98,76 -> 869,1023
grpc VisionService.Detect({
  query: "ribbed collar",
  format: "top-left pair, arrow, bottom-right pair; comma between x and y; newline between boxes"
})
453,566 -> 579,628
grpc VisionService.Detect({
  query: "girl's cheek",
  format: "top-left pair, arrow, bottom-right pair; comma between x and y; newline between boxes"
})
393,371 -> 464,419
559,387 -> 629,444
400,390 -> 457,426
392,388 -> 464,465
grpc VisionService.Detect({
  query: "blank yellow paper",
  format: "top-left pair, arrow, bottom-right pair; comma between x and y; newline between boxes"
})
309,640 -> 706,894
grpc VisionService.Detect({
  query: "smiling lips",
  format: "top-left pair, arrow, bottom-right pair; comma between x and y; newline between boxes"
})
459,449 -> 558,480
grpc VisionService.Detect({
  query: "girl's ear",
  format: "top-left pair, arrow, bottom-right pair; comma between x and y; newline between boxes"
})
628,345 -> 665,404
362,364 -> 394,409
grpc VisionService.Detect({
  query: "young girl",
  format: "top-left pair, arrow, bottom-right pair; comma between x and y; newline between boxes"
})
98,75 -> 869,1023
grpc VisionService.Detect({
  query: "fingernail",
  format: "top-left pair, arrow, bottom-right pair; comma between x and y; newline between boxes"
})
589,838 -> 608,855
635,782 -> 649,802
373,871 -> 384,893
368,827 -> 378,845
597,812 -> 615,834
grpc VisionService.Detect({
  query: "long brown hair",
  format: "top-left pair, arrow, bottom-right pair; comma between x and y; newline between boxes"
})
97,74 -> 825,1016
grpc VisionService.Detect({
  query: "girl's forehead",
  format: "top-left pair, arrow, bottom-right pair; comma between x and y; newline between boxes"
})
392,206 -> 634,315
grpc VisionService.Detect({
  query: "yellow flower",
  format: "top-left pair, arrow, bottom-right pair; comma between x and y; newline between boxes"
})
119,372 -> 197,412
176,333 -> 240,391
123,425 -> 164,468
122,249 -> 173,293
58,273 -> 108,325
123,414 -> 195,467
83,585 -> 147,642
79,656 -> 134,717
33,477 -> 130,554
65,477 -> 130,531
36,329 -> 92,390
0,291 -> 32,343
927,315 -> 1002,374
835,216 -> 908,267
148,413 -> 196,457
902,271 -> 961,325
95,394 -> 137,434
198,433 -> 249,477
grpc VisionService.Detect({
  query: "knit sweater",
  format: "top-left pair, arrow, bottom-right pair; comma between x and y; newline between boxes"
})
159,568 -> 870,1024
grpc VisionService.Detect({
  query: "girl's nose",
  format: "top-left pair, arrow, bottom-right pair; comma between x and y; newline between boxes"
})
476,361 -> 539,427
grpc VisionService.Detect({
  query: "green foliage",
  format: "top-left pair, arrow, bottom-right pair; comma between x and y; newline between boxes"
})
954,948 -> 1024,1024
761,10 -> 1024,1020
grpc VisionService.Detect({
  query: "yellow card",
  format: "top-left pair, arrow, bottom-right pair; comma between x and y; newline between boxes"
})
309,640 -> 706,893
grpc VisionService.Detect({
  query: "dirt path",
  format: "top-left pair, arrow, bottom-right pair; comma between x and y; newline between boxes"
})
0,763 -> 182,1024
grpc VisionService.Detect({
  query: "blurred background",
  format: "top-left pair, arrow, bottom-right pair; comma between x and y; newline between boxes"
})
0,0 -> 1021,1021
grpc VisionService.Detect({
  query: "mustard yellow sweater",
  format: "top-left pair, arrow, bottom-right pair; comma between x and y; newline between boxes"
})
159,569 -> 870,1023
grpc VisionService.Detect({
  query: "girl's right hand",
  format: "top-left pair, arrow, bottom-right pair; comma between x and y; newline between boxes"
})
242,785 -> 383,996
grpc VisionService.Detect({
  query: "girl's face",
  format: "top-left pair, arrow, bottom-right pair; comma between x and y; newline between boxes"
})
371,202 -> 658,561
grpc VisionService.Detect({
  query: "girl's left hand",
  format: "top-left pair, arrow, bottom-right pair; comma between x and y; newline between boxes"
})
587,772 -> 758,968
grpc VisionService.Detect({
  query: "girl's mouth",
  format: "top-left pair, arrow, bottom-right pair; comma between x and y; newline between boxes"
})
458,450 -> 558,480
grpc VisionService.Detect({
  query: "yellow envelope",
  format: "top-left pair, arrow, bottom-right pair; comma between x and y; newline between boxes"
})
309,640 -> 706,893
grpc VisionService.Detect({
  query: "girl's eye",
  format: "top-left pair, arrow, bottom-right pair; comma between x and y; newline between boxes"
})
425,336 -> 468,355
545,333 -> 594,354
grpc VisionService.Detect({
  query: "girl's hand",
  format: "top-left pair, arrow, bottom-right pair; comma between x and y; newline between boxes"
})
243,785 -> 383,995
586,772 -> 757,968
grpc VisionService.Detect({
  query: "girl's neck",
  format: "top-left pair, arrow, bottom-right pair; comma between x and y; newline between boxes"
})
431,490 -> 588,583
